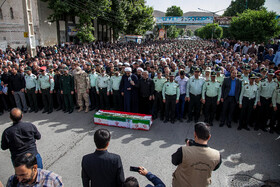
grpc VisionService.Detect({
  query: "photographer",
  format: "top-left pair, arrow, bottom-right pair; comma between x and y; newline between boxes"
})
124,167 -> 165,187
171,122 -> 222,187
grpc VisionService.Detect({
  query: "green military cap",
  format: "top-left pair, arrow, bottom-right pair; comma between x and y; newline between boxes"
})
260,67 -> 267,72
25,67 -> 32,71
64,67 -> 69,70
193,66 -> 201,72
237,71 -> 242,76
48,65 -> 54,69
91,65 -> 96,69
169,72 -> 176,77
157,69 -> 163,74
245,64 -> 251,70
249,72 -> 257,79
215,66 -> 221,72
211,71 -> 217,76
204,63 -> 209,66
268,69 -> 275,75
86,62 -> 91,66
114,67 -> 119,72
256,73 -> 262,78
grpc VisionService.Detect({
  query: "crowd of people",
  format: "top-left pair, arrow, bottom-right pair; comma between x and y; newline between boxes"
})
0,39 -> 280,133
1,108 -> 220,187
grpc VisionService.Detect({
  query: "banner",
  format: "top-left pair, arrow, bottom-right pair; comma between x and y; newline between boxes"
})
156,16 -> 213,25
159,29 -> 165,39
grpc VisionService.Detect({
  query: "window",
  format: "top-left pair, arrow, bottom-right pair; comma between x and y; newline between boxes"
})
10,7 -> 14,19
0,8 -> 3,20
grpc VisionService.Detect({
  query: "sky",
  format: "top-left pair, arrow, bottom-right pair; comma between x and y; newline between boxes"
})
145,0 -> 280,15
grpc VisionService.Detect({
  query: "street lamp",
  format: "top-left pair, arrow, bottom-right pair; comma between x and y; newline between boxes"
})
198,8 -> 226,40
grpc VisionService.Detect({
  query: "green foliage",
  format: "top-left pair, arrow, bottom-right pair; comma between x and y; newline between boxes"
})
186,29 -> 193,36
167,26 -> 179,38
223,0 -> 265,17
165,6 -> 183,17
76,14 -> 95,43
42,0 -> 154,40
229,9 -> 280,43
194,23 -> 223,39
222,27 -> 231,39
179,29 -> 185,36
123,0 -> 154,35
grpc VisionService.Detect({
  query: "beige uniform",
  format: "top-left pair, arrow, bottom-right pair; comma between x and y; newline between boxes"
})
74,70 -> 90,107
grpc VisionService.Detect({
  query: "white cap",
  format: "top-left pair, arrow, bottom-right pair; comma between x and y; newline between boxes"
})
205,67 -> 211,72
118,62 -> 123,66
137,67 -> 144,72
124,62 -> 130,66
124,67 -> 132,72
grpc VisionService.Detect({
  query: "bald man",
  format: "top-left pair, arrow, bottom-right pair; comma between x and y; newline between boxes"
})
1,108 -> 43,168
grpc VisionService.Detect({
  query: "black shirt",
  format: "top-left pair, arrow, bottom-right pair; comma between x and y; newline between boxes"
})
171,142 -> 222,171
82,150 -> 124,187
139,78 -> 155,97
10,73 -> 26,92
1,121 -> 41,161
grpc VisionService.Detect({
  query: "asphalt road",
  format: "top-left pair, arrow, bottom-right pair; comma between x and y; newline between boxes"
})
0,110 -> 279,187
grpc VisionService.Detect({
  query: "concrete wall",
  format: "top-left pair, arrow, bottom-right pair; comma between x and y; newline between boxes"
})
37,0 -> 57,46
0,0 -> 57,48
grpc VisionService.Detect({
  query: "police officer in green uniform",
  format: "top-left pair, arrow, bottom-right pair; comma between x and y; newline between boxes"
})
162,72 -> 179,124
186,67 -> 205,123
215,66 -> 224,121
37,66 -> 55,114
59,67 -> 74,114
88,66 -> 99,111
238,73 -> 259,131
257,69 -> 278,131
271,70 -> 280,134
241,65 -> 250,84
110,68 -> 122,111
201,71 -> 221,126
152,69 -> 167,120
96,67 -> 111,110
24,67 -> 38,113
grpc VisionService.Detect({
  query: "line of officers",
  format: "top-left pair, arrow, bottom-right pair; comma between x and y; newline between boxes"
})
1,64 -> 280,134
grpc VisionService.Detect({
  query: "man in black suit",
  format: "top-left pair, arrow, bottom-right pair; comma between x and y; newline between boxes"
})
81,129 -> 125,187
220,69 -> 241,128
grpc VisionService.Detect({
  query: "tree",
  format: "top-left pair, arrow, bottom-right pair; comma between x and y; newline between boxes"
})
165,6 -> 183,17
186,29 -> 193,36
223,0 -> 265,17
229,9 -> 280,43
167,26 -> 179,38
194,23 -> 223,39
123,0 -> 154,35
76,14 -> 95,43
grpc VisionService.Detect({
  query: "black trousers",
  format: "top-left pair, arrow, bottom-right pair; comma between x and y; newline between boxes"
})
204,96 -> 218,123
99,88 -> 109,110
188,93 -> 202,121
41,88 -> 53,112
140,96 -> 151,114
270,103 -> 280,130
55,90 -> 64,110
153,91 -> 164,119
0,94 -> 4,113
257,96 -> 272,129
221,96 -> 236,124
112,90 -> 122,111
165,95 -> 176,121
26,87 -> 38,111
63,93 -> 73,111
89,87 -> 99,110
239,97 -> 255,128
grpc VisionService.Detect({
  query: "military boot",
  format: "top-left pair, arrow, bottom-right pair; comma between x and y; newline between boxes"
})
85,107 -> 89,113
78,107 -> 83,112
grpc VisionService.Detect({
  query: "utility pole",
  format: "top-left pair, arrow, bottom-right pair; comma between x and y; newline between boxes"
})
22,0 -> 36,57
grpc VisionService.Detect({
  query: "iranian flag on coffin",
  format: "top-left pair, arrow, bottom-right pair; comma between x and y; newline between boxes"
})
94,110 -> 152,131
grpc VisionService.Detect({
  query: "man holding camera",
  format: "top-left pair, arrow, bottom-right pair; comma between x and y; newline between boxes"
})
171,122 -> 221,187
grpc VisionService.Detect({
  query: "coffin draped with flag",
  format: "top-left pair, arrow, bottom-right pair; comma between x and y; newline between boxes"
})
94,110 -> 153,131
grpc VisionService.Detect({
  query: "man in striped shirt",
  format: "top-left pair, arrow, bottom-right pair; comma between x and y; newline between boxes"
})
6,153 -> 63,187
